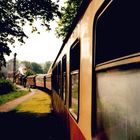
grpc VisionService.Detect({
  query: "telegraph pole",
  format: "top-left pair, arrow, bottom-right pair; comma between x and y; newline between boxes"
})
13,53 -> 17,83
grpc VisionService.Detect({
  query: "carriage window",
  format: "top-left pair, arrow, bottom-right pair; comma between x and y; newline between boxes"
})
69,41 -> 80,120
52,64 -> 60,93
62,55 -> 67,104
45,75 -> 51,90
52,66 -> 57,91
95,1 -> 140,139
52,70 -> 54,90
96,0 -> 140,65
57,62 -> 61,95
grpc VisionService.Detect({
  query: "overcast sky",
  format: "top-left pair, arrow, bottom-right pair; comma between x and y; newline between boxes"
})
5,0 -> 64,64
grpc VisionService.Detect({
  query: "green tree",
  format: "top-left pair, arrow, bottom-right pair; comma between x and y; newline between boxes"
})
16,0 -> 60,30
20,61 -> 32,75
0,0 -> 60,69
20,61 -> 31,69
31,62 -> 43,74
25,69 -> 35,76
43,61 -> 52,73
20,61 -> 44,75
0,0 -> 26,70
55,0 -> 82,39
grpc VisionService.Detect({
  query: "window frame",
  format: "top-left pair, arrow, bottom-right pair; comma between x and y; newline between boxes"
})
69,39 -> 80,122
57,61 -> 61,95
95,0 -> 140,67
92,0 -> 140,137
62,55 -> 67,104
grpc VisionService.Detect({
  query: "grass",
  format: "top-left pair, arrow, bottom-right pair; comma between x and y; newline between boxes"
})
15,91 -> 52,114
71,102 -> 78,116
72,83 -> 78,99
0,89 -> 29,105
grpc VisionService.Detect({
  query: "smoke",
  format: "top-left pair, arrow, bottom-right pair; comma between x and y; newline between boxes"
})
18,64 -> 27,75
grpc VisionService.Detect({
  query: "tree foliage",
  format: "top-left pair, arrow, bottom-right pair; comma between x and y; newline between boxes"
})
20,61 -> 44,76
25,69 -> 35,76
55,0 -> 82,39
30,62 -> 43,74
16,0 -> 60,30
0,79 -> 15,95
0,0 -> 60,69
0,0 -> 26,69
43,61 -> 52,73
20,61 -> 30,69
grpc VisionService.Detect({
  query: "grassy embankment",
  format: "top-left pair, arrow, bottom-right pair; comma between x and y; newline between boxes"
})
15,90 -> 52,115
0,79 -> 29,105
0,88 -> 29,105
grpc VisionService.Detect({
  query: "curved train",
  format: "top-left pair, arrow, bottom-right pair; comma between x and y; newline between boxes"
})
27,74 -> 52,91
27,0 -> 140,140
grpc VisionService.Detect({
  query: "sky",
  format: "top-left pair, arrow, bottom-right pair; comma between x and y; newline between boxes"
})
5,0 -> 64,64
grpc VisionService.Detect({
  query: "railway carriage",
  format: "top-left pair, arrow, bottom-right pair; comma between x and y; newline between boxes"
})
36,74 -> 46,88
26,75 -> 36,88
45,73 -> 52,91
27,73 -> 52,91
51,0 -> 140,140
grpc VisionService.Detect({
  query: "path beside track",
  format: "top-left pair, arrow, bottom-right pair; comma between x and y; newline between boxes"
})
0,88 -> 36,112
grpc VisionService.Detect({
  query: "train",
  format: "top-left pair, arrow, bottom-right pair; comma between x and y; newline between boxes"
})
27,74 -> 52,92
27,0 -> 140,140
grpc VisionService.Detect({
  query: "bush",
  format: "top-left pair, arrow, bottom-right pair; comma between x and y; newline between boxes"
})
0,79 -> 16,95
